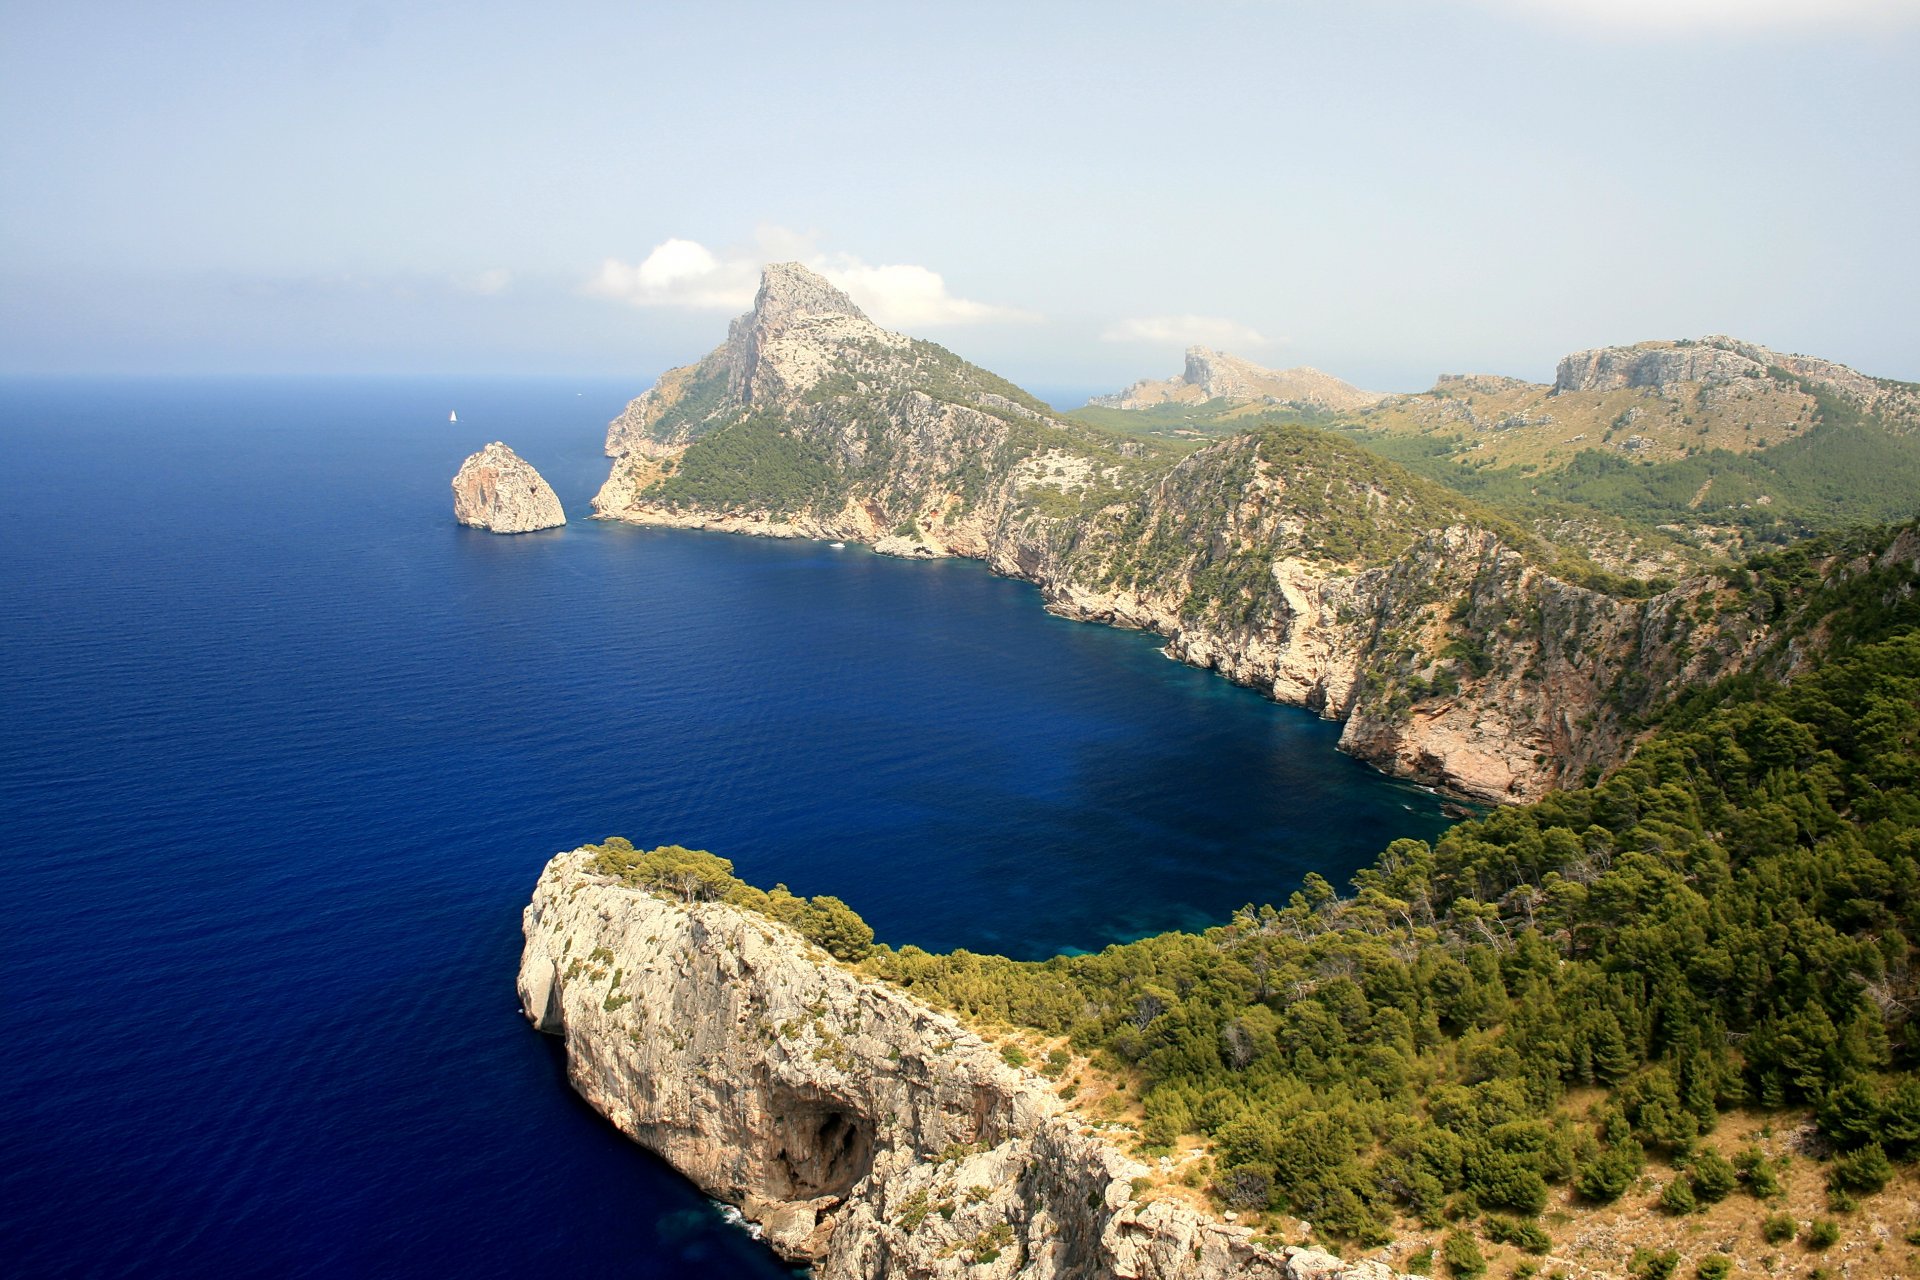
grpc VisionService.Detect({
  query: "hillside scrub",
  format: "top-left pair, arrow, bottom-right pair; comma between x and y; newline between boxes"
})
588,623 -> 1919,1248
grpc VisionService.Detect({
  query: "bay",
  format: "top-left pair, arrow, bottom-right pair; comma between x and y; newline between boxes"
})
0,376 -> 1447,1277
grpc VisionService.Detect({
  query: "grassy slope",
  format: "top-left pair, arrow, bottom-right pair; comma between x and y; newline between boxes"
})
1330,378 -> 1920,552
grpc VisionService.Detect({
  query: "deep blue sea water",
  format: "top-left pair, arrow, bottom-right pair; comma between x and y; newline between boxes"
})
0,377 -> 1449,1277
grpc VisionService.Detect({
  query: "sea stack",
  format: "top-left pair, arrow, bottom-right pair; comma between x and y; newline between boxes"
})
452,442 -> 566,533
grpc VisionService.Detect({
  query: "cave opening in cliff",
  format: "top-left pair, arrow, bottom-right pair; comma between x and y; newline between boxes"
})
766,1093 -> 873,1201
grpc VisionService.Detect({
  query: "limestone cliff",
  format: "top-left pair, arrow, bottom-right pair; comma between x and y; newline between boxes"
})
588,266 -> 1914,802
1090,348 -> 1383,413
1552,334 -> 1901,408
452,442 -> 566,533
519,848 -> 1409,1280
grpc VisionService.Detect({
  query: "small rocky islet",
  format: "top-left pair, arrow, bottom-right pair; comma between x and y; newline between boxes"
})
451,441 -> 565,533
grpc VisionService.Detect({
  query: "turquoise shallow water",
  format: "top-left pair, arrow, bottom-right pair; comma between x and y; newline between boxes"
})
0,376 -> 1449,1276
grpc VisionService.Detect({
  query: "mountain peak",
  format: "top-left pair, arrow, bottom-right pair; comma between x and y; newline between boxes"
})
751,262 -> 866,327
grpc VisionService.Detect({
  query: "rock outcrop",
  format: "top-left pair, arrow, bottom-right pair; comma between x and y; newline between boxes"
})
1091,348 -> 1383,413
519,848 -> 1409,1280
1552,334 -> 1901,409
452,442 -> 566,533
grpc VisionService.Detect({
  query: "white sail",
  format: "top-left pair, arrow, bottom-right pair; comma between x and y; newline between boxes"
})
449,411 -> 458,423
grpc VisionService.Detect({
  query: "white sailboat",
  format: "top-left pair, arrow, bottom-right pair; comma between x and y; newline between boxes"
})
449,410 -> 458,423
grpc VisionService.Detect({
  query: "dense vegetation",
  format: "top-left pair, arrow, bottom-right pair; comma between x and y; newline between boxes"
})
852,629 -> 1920,1244
587,838 -> 876,961
638,332 -> 1173,523
603,310 -> 1920,1258
590,596 -> 1920,1252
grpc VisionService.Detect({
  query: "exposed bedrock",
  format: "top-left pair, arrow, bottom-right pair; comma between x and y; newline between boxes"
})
519,848 -> 1409,1280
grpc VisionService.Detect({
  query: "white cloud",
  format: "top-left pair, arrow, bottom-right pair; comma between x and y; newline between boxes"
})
583,231 -> 1029,327
584,238 -> 758,310
810,256 -> 1027,327
1100,315 -> 1273,349
1468,0 -> 1920,32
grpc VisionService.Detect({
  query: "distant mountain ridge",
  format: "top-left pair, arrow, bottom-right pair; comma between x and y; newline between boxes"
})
1339,334 -> 1920,546
1089,347 -> 1384,413
1552,334 -> 1909,408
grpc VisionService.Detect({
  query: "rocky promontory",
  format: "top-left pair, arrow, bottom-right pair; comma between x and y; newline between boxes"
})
586,264 -> 1920,802
519,847 -> 1408,1280
1091,348 -> 1383,413
452,441 -> 566,533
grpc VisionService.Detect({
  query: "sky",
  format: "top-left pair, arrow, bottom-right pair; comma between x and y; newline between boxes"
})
2,0 -> 1916,393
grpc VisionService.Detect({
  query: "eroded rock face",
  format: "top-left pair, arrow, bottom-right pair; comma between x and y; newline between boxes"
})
452,442 -> 565,533
1551,334 -> 1896,405
519,849 -> 1410,1280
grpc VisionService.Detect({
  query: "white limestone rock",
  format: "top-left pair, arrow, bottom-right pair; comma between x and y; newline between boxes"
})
519,848 -> 1415,1280
451,441 -> 565,533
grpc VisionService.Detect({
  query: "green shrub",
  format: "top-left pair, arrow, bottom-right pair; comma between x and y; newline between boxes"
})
1631,1248 -> 1679,1280
1761,1212 -> 1797,1244
1688,1149 -> 1738,1203
1442,1230 -> 1486,1279
1736,1148 -> 1782,1199
1827,1141 -> 1892,1196
1694,1257 -> 1732,1280
588,842 -> 875,961
1483,1217 -> 1552,1254
1804,1219 -> 1840,1250
1576,1143 -> 1642,1204
1658,1176 -> 1697,1215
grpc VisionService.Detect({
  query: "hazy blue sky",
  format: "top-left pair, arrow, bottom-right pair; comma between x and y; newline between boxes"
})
3,0 -> 1916,391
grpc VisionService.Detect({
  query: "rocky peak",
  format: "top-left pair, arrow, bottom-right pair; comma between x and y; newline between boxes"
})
723,263 -> 881,407
750,261 -> 867,328
1552,337 -> 1769,395
451,441 -> 565,533
1181,345 -> 1226,388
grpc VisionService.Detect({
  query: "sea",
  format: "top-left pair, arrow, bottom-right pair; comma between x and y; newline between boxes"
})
0,376 -> 1450,1277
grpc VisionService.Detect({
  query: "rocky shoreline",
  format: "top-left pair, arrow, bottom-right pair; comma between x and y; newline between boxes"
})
519,848 -> 1411,1280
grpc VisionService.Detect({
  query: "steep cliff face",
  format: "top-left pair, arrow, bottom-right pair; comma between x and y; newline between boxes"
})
519,848 -> 1408,1280
1089,348 -> 1382,413
1553,335 -> 1903,409
1032,432 -> 1787,799
587,267 -> 1909,802
451,441 -> 566,533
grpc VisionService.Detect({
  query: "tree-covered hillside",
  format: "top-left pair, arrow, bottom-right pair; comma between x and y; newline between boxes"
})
585,530 -> 1920,1271
856,629 -> 1920,1240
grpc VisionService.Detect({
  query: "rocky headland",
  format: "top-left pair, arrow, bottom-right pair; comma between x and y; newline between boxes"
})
452,441 -> 566,533
519,847 -> 1409,1280
587,264 -> 1918,803
1090,348 -> 1383,413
